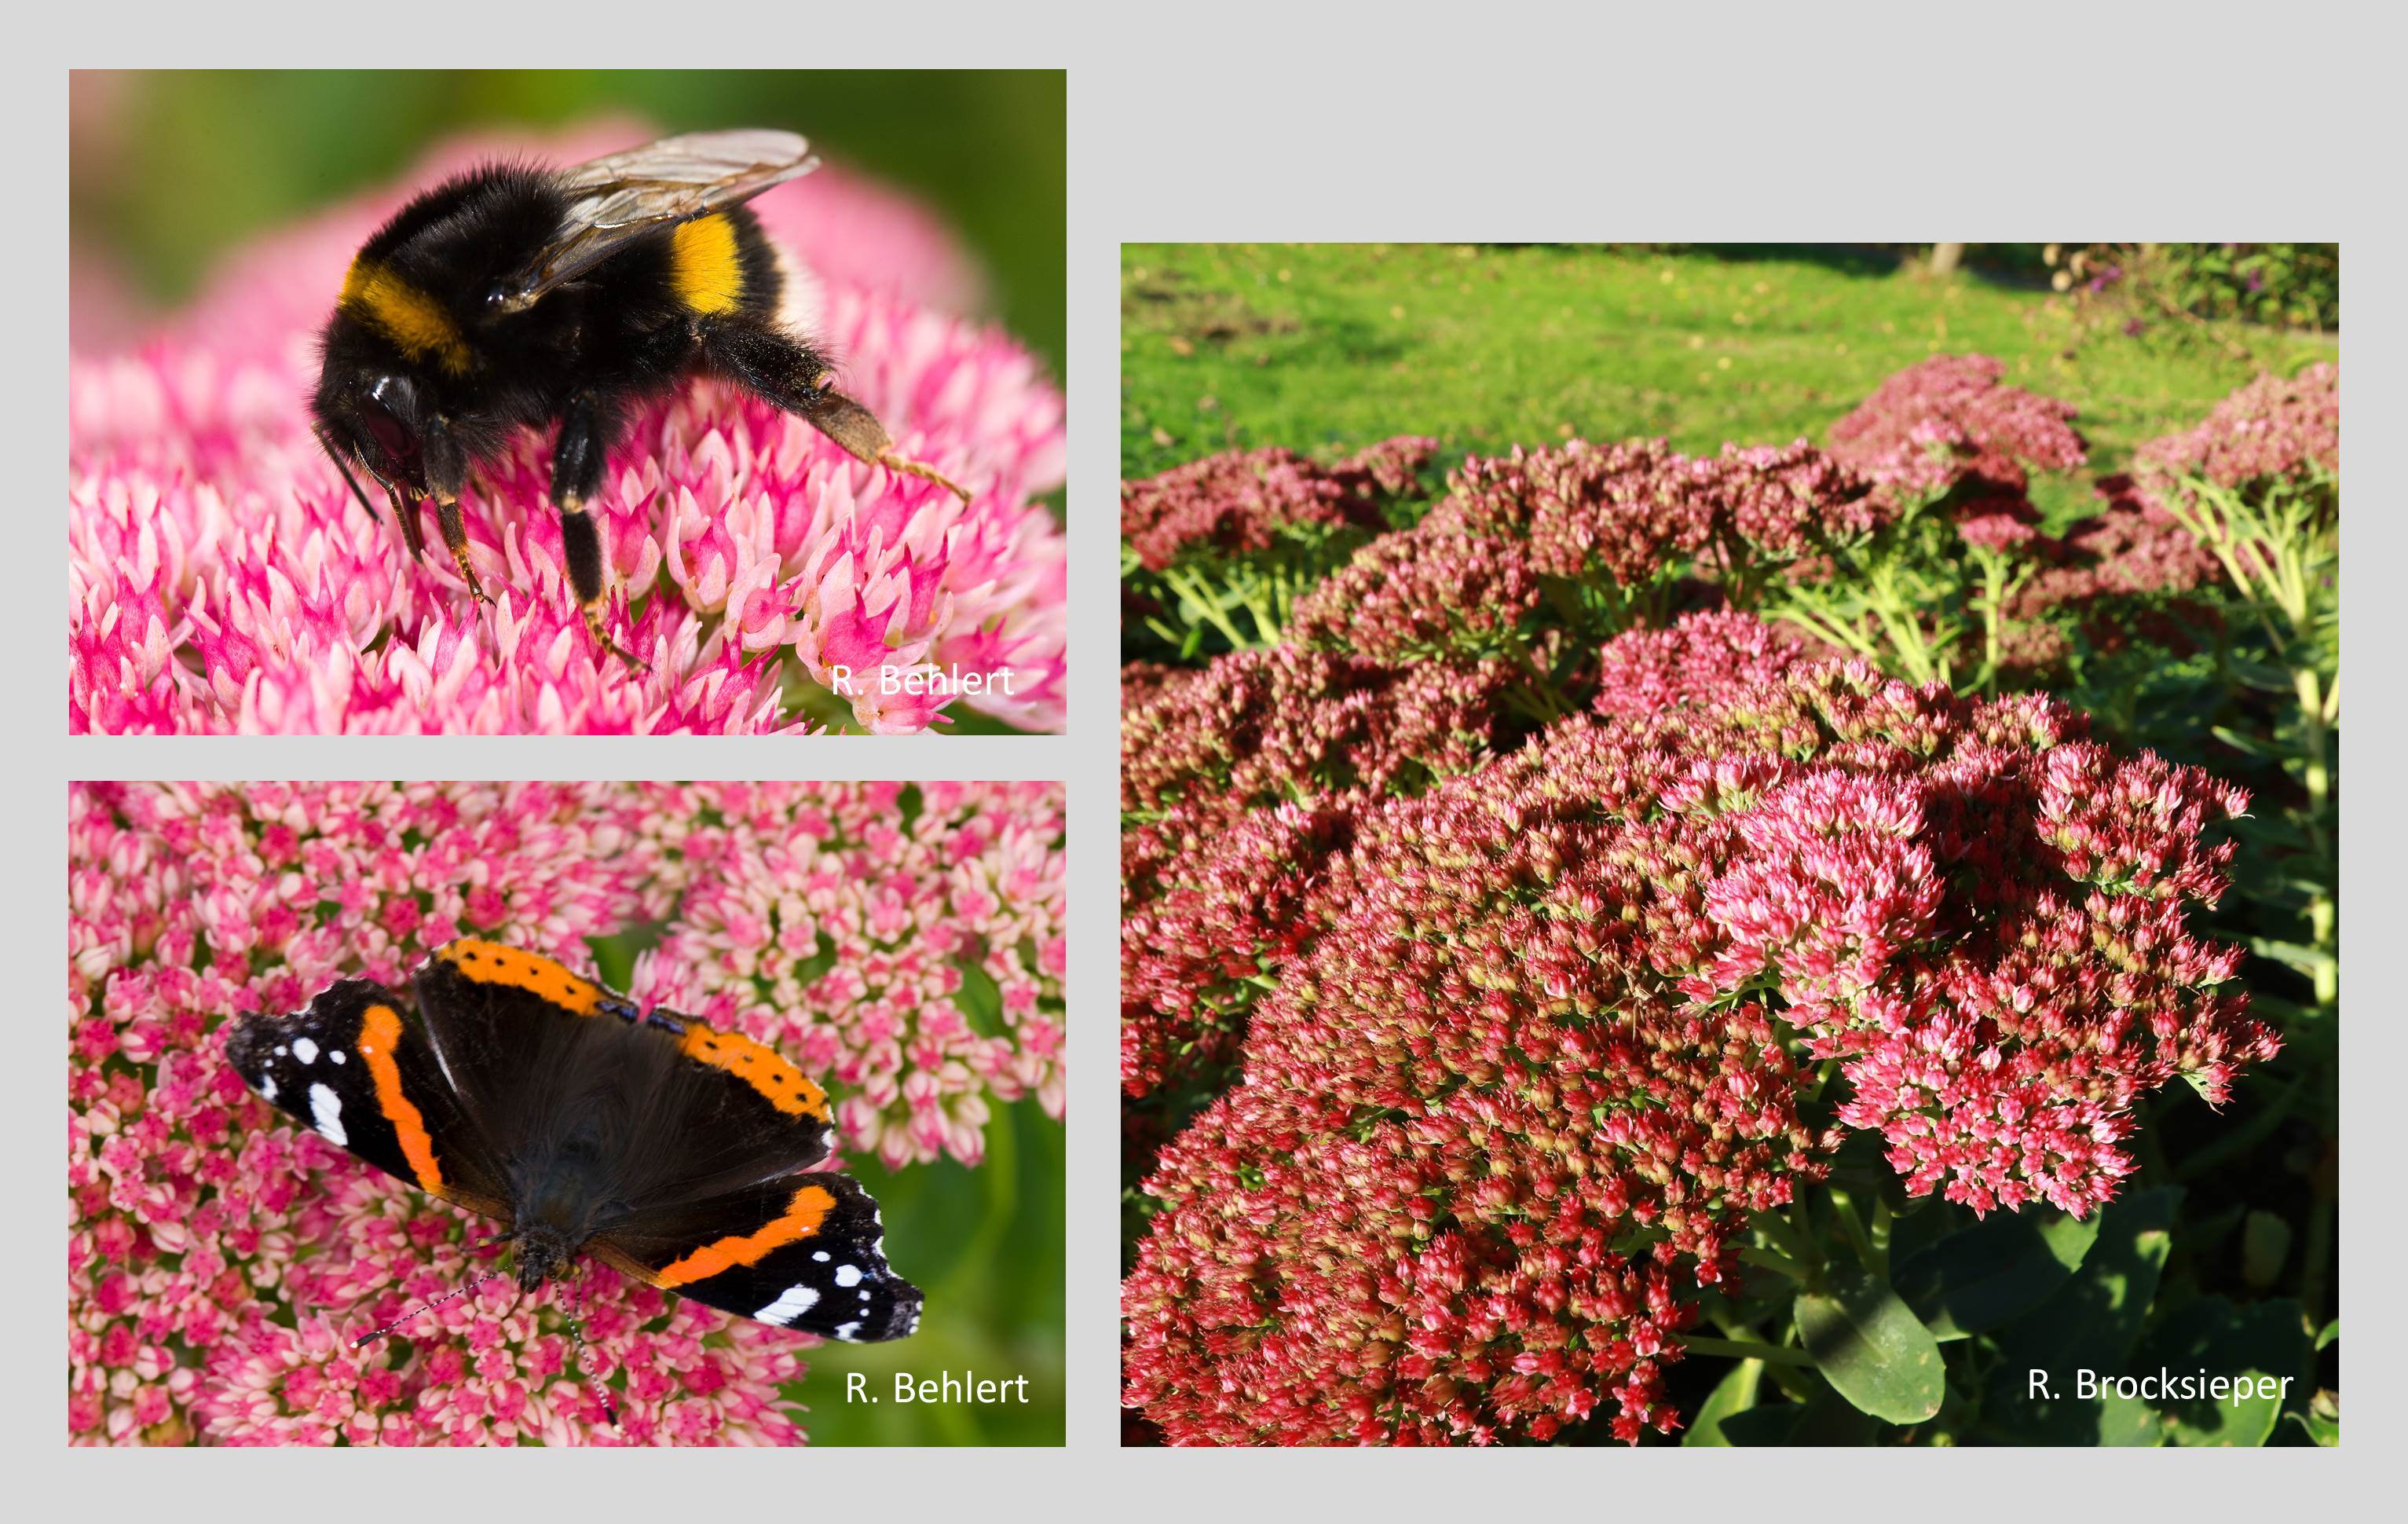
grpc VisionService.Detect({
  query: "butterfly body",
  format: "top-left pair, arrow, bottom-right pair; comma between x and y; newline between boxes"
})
225,939 -> 921,1343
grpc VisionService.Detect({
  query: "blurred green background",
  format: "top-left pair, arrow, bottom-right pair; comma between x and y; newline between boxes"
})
69,70 -> 1064,376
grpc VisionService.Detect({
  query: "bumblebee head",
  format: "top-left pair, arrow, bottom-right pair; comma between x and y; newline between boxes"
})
312,361 -> 431,500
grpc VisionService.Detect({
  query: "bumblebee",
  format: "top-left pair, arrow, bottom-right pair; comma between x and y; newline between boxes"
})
310,129 -> 966,656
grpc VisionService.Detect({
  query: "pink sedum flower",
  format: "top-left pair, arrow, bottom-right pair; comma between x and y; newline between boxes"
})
69,780 -> 1067,1445
1123,649 -> 2274,1445
69,125 -> 1063,734
1827,354 -> 2087,500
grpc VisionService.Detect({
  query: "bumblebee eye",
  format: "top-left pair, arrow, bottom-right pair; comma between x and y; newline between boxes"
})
361,404 -> 415,467
360,378 -> 420,467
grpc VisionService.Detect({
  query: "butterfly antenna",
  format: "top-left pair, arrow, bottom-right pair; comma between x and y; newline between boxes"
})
565,1263 -> 620,1428
353,1268 -> 503,1350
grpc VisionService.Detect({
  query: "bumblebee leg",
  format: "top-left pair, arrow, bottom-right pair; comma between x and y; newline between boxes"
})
434,498 -> 490,605
700,321 -> 971,504
389,490 -> 429,562
552,392 -> 642,673
414,419 -> 491,605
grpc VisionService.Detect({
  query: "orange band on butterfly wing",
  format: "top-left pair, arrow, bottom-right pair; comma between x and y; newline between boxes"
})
435,938 -> 602,1016
653,1183 -> 837,1288
678,1024 -> 832,1121
358,1003 -> 445,1194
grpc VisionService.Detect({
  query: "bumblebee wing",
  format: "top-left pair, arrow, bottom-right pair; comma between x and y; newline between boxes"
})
591,1172 -> 923,1343
498,129 -> 818,310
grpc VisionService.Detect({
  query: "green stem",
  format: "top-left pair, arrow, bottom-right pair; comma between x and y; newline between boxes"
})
1158,564 -> 1254,653
2294,662 -> 2337,1006
1832,1191 -> 1879,1278
1678,1334 -> 1818,1368
1737,1245 -> 1808,1283
2299,1188 -> 2334,1327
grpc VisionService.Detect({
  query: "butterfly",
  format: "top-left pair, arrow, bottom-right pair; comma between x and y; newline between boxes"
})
227,938 -> 920,1344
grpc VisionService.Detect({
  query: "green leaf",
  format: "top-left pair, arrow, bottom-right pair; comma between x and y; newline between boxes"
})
2098,1298 -> 2310,1448
2315,1320 -> 2339,1352
1711,1401 -> 1807,1447
1681,1358 -> 1762,1446
2290,1406 -> 2340,1447
2240,1211 -> 2293,1289
1981,1187 -> 2180,1444
1794,1268 -> 1946,1424
2247,937 -> 2336,976
1702,1390 -> 1879,1447
1891,1207 -> 2100,1340
2209,724 -> 2282,759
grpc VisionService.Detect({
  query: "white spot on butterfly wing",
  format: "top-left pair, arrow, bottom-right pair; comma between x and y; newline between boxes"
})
258,1075 -> 277,1101
330,1051 -> 346,1064
756,1284 -> 820,1326
834,1264 -> 863,1288
292,1037 -> 319,1065
813,1251 -> 830,1262
833,1320 -> 863,1342
308,1083 -> 346,1145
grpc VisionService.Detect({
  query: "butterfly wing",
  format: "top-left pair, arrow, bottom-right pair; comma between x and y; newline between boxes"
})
591,1171 -> 923,1343
410,940 -> 836,1210
494,129 -> 818,312
226,977 -> 511,1218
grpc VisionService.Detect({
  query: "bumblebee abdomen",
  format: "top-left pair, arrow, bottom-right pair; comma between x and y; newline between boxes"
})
664,207 -> 783,321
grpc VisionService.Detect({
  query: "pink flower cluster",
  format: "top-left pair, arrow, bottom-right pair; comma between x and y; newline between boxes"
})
69,125 -> 1065,734
2134,362 -> 2340,503
1590,609 -> 1819,721
69,780 -> 1067,1445
633,782 -> 1067,1168
1120,438 -> 1439,572
1826,354 -> 2088,500
1290,438 -> 1879,665
1121,649 -> 1510,1099
2017,478 -> 2223,608
1289,530 -> 1544,661
1436,437 -> 1882,580
1124,643 -> 2272,1444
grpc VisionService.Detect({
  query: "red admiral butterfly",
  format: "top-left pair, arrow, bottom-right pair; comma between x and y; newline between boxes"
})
227,938 -> 921,1344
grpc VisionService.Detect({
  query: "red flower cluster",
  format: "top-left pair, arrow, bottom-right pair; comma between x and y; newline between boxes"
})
1292,438 -> 1879,665
1827,354 -> 2088,499
1120,437 -> 1440,571
2134,362 -> 2338,500
1590,610 -> 1817,721
1124,647 -> 2274,1445
1289,531 -> 1544,661
1121,647 -> 1511,1097
2027,479 -> 2223,603
1435,437 -> 1881,577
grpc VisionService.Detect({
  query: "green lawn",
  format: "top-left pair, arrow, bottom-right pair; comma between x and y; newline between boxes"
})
1121,244 -> 2334,527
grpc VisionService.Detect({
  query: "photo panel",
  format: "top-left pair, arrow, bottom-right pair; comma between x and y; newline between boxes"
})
68,779 -> 1067,1445
1118,242 -> 2339,1448
69,70 -> 1067,736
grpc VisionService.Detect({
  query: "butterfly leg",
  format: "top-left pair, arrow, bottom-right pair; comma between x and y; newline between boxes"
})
551,390 -> 641,672
700,319 -> 972,504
